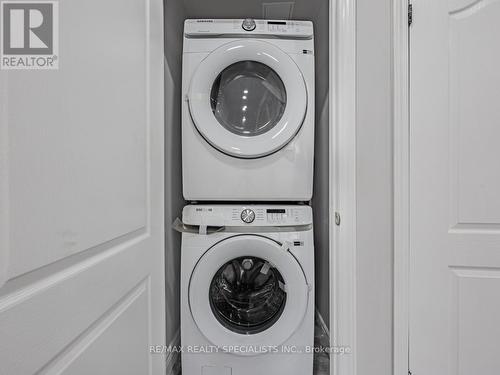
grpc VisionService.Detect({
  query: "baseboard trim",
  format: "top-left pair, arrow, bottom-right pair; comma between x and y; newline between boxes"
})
165,329 -> 180,375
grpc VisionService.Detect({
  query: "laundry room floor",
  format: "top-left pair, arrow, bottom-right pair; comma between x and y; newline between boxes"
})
172,318 -> 330,375
313,317 -> 330,375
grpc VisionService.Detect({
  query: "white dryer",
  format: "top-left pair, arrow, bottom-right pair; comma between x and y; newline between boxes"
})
180,204 -> 314,375
182,19 -> 315,201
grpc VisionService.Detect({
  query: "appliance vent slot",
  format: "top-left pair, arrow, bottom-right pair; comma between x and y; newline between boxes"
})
262,2 -> 295,19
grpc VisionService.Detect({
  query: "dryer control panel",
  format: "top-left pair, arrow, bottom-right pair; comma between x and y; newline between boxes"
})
182,205 -> 313,227
184,19 -> 314,40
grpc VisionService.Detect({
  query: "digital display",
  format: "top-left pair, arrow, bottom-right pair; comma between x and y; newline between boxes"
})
267,209 -> 286,214
267,21 -> 287,25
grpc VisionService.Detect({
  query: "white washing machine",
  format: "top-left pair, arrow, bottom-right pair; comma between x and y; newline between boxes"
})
182,19 -> 315,201
180,204 -> 314,375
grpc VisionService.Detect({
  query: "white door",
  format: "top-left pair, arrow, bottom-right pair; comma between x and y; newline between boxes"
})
410,0 -> 500,374
189,235 -> 309,349
188,40 -> 307,158
0,0 -> 165,373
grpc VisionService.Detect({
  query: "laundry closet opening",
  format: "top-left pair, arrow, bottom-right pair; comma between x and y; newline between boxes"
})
164,0 -> 330,373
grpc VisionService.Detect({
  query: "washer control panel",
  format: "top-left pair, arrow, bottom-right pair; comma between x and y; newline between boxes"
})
265,208 -> 308,224
266,208 -> 287,223
267,21 -> 292,33
182,205 -> 313,227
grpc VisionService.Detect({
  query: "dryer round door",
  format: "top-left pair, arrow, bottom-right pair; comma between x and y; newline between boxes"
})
189,235 -> 310,354
188,40 -> 308,158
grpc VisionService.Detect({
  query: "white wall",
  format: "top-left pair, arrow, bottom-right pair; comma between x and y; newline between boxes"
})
164,0 -> 186,347
355,0 -> 393,373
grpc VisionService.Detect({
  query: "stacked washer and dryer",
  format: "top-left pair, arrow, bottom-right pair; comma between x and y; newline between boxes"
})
180,18 -> 316,375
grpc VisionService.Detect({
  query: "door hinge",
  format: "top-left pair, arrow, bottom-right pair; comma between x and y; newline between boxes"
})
408,2 -> 413,26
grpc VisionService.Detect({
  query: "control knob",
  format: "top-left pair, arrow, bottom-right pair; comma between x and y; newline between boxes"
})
241,209 -> 255,223
242,18 -> 256,31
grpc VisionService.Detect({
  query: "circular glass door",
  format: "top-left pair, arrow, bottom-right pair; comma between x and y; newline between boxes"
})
209,256 -> 287,334
188,40 -> 307,158
210,61 -> 287,137
189,235 -> 310,355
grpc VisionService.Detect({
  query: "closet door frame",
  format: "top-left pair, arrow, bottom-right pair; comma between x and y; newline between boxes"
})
329,0 -> 357,374
393,1 -> 410,374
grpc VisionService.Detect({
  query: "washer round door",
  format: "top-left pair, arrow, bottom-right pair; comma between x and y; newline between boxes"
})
188,40 -> 308,158
189,235 -> 310,354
